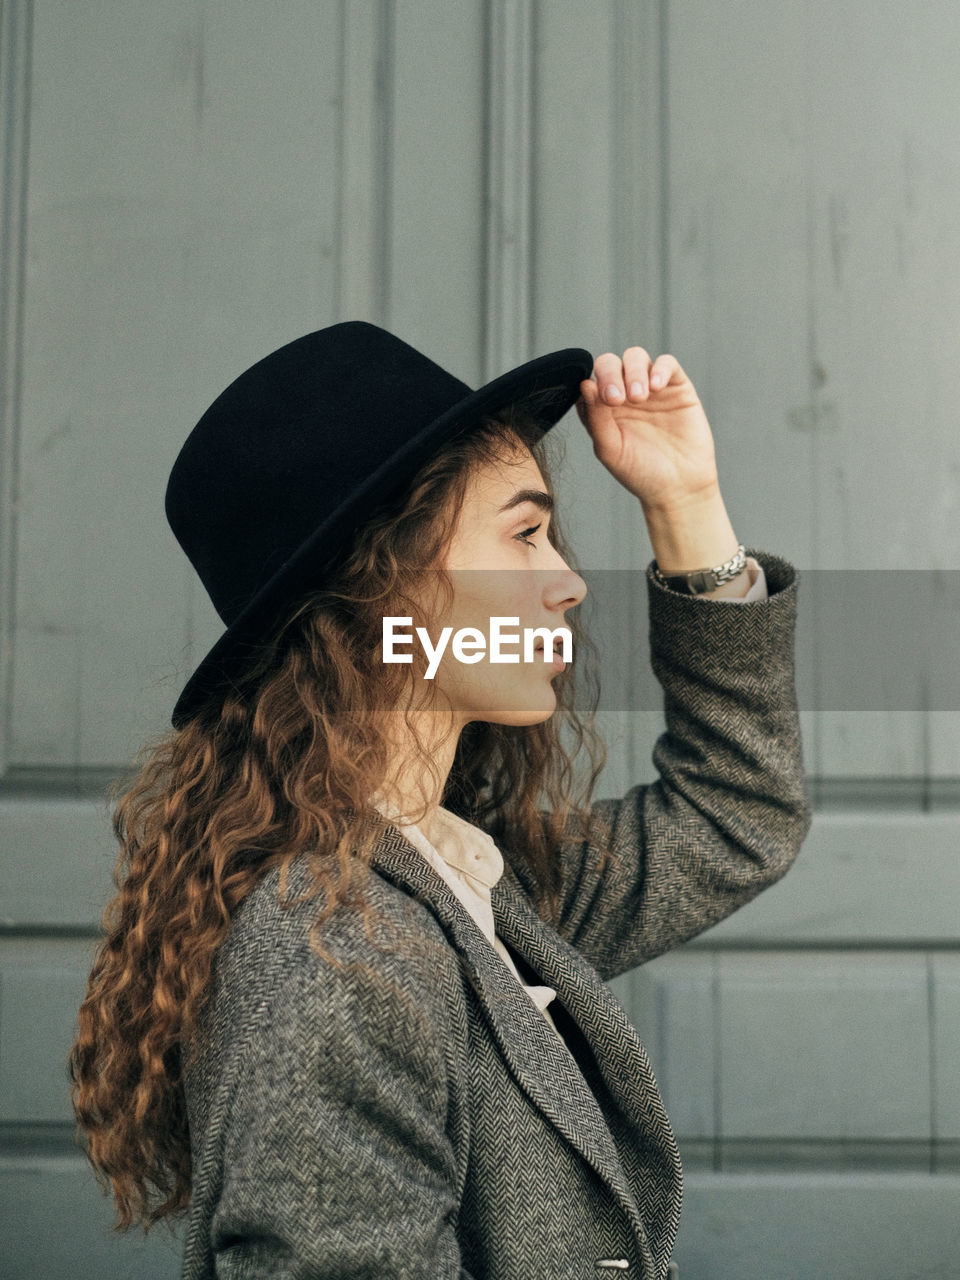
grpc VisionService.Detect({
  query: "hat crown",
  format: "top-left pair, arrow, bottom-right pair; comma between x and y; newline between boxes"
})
165,321 -> 471,625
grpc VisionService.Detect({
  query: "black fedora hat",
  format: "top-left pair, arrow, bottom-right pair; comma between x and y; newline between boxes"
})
165,320 -> 593,728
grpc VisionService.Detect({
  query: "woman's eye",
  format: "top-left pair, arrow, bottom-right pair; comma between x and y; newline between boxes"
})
516,523 -> 542,548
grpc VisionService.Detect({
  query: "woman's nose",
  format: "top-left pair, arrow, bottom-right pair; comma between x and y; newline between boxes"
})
569,569 -> 588,606
550,558 -> 587,607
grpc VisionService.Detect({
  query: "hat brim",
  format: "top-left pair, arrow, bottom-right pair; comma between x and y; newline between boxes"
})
170,345 -> 593,728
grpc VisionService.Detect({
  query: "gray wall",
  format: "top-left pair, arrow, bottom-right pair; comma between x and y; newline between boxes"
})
1,2 -> 958,1277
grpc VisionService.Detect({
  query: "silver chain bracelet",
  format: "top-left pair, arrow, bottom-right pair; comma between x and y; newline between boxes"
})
652,543 -> 748,595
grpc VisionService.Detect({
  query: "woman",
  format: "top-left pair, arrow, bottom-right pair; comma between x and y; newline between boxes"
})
70,321 -> 810,1279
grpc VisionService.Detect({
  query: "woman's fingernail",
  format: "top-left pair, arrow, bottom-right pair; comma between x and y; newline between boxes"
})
606,385 -> 623,402
650,372 -> 664,388
629,381 -> 644,399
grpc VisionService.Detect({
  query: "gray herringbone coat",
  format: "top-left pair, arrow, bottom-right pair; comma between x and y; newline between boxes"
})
180,551 -> 811,1280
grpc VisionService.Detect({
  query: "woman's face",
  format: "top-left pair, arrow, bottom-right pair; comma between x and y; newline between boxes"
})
421,443 -> 587,728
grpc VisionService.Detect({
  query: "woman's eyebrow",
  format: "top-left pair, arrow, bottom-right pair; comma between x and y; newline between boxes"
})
496,489 -> 554,515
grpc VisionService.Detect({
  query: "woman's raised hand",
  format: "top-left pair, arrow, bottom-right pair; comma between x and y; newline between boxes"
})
576,347 -> 721,513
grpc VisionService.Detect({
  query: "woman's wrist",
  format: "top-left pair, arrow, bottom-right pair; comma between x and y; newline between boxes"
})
641,486 -> 739,573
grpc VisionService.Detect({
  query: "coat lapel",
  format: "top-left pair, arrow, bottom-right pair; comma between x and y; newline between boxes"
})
369,826 -> 659,1252
493,881 -> 683,1278
492,869 -> 682,1165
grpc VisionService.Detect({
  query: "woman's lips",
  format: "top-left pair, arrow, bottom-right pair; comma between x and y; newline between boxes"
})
534,643 -> 565,671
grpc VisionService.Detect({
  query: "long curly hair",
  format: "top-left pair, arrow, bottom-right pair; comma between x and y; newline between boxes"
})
68,403 -> 612,1234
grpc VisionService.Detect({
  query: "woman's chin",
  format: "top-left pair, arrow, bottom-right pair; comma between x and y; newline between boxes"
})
478,689 -> 559,727
442,667 -> 563,727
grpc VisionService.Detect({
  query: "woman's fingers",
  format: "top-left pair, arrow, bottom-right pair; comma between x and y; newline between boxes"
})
577,378 -> 621,460
591,347 -> 680,405
593,351 -> 630,404
649,353 -> 680,390
621,346 -> 652,401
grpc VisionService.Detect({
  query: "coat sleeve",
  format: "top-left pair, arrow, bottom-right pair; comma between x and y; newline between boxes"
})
207,939 -> 474,1280
550,548 -> 812,982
